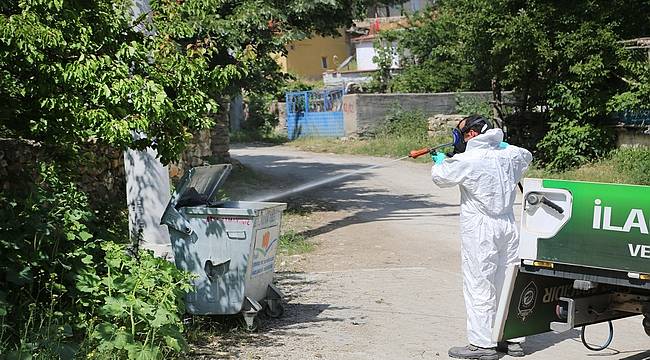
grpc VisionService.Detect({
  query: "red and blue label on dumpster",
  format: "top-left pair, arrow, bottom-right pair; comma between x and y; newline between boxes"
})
252,226 -> 279,277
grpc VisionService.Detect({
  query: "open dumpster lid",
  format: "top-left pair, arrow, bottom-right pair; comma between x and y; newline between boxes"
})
172,164 -> 232,209
161,164 -> 232,232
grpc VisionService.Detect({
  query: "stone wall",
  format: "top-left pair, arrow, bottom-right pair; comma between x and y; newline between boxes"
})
168,129 -> 214,179
0,138 -> 126,203
271,101 -> 287,134
342,91 -> 499,136
210,107 -> 231,162
615,127 -> 650,148
427,114 -> 466,138
169,102 -> 232,180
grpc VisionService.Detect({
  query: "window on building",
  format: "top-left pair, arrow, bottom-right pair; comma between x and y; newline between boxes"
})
321,56 -> 328,69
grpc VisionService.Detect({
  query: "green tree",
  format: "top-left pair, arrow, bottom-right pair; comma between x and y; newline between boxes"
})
0,0 -> 372,357
392,0 -> 650,170
149,0 -> 373,102
0,0 -> 220,164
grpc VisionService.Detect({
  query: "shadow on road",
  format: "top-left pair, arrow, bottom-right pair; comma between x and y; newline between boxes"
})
232,153 -> 458,238
617,350 -> 650,359
189,271 -> 349,359
523,329 -> 581,354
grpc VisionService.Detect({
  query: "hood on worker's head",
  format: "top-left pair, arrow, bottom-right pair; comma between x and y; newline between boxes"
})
466,128 -> 504,151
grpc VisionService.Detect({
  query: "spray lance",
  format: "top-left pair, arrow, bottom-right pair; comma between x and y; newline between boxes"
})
408,117 -> 526,192
408,129 -> 463,162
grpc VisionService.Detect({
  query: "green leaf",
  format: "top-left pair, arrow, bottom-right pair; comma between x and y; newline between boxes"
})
79,231 -> 93,241
101,296 -> 128,316
61,323 -> 73,337
164,335 -> 181,352
7,350 -> 32,360
56,343 -> 78,360
150,309 -> 171,328
81,254 -> 94,264
7,266 -> 33,286
113,330 -> 135,350
92,322 -> 117,341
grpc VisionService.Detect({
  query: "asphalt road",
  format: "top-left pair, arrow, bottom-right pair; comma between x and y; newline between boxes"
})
225,144 -> 650,360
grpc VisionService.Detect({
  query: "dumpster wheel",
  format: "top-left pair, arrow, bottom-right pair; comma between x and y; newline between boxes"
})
242,314 -> 261,332
265,300 -> 285,318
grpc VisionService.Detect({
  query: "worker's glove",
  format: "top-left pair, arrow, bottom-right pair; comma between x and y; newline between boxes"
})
431,152 -> 446,165
499,141 -> 509,149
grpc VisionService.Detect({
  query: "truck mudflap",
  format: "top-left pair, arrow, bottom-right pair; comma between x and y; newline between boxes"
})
493,264 -> 640,342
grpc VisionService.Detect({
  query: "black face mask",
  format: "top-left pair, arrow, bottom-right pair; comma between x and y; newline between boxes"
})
451,117 -> 490,155
453,139 -> 467,154
451,127 -> 466,154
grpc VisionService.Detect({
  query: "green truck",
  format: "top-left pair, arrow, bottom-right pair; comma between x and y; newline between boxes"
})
493,178 -> 650,349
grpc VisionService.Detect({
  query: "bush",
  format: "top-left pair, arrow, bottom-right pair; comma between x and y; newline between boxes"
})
369,107 -> 450,158
536,120 -> 615,171
375,107 -> 429,140
612,147 -> 650,185
79,243 -> 193,359
455,95 -> 493,120
0,164 -> 97,358
231,92 -> 288,144
243,93 -> 279,135
0,164 -> 193,359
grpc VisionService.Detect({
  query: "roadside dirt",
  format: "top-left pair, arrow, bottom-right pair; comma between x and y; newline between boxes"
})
191,144 -> 650,360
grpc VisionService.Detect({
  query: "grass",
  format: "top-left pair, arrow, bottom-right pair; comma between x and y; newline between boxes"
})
290,136 -> 447,162
230,129 -> 288,144
278,230 -> 314,256
526,148 -> 650,185
525,161 -> 623,183
289,108 -> 450,162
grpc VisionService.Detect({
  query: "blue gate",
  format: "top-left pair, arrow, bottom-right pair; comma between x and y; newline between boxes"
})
286,88 -> 345,140
615,110 -> 650,126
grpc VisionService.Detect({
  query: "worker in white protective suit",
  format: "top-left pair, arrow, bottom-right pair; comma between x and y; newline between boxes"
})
431,115 -> 532,360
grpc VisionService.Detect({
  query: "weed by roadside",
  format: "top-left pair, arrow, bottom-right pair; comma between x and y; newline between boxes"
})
279,230 -> 314,256
289,108 -> 449,161
526,147 -> 650,185
230,130 -> 288,145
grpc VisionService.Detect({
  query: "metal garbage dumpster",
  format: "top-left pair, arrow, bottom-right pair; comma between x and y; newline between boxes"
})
160,164 -> 286,330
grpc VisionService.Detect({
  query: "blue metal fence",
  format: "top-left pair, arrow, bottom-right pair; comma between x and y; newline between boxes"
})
615,110 -> 650,126
286,88 -> 345,140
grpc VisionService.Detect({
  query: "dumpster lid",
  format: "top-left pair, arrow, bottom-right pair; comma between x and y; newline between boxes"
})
171,164 -> 232,209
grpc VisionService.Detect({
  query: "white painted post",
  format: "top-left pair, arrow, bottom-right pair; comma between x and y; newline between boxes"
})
122,0 -> 173,260
124,144 -> 173,259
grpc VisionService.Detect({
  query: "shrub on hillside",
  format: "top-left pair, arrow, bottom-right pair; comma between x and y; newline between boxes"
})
613,147 -> 650,185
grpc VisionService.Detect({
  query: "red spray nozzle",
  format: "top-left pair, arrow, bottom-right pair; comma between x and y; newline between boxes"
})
409,147 -> 432,159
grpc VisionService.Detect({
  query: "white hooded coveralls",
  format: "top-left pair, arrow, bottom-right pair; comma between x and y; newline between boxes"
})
431,129 -> 532,348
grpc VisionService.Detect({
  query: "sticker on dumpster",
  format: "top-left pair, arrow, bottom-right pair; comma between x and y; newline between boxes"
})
257,210 -> 281,228
252,227 -> 279,277
206,216 -> 251,225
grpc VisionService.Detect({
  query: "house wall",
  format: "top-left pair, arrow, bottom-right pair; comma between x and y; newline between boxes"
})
616,128 -> 650,147
354,40 -> 400,71
355,42 -> 377,70
281,33 -> 352,80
